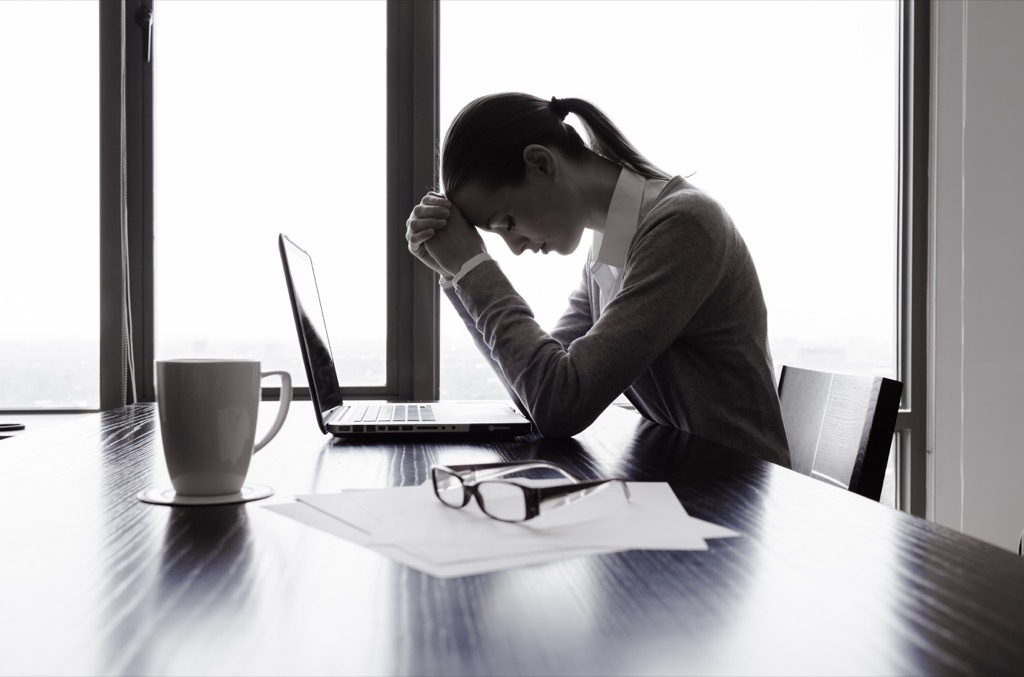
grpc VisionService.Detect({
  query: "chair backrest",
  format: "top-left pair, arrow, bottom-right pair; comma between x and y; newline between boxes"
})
777,365 -> 903,501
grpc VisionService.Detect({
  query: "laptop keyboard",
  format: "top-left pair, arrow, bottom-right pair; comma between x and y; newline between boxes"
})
351,403 -> 436,423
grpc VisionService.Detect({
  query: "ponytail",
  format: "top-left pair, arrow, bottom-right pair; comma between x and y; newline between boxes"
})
441,92 -> 669,197
549,96 -> 670,182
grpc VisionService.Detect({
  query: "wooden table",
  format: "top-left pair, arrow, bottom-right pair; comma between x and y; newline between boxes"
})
0,413 -> 86,441
2,402 -> 1022,676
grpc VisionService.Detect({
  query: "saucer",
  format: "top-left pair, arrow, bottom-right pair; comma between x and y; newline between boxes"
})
137,484 -> 274,506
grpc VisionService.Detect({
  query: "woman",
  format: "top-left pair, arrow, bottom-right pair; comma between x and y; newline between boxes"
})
406,93 -> 790,467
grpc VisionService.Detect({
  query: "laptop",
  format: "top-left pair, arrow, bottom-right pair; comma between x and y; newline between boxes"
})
279,234 -> 533,438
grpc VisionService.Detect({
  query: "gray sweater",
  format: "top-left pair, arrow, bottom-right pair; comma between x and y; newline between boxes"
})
443,176 -> 791,468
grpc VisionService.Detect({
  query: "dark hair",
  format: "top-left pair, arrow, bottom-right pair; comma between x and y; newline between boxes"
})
441,92 -> 670,196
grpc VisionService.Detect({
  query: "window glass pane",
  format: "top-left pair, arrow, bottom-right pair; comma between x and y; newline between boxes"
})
0,1 -> 99,409
154,0 -> 387,388
440,0 -> 898,400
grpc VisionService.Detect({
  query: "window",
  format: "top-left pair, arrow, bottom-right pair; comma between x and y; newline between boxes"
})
153,0 -> 388,389
2,0 -> 927,515
0,1 -> 99,409
439,0 -> 900,402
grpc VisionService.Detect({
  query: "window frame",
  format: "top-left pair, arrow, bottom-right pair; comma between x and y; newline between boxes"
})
896,0 -> 930,517
100,0 -> 153,410
100,0 -> 440,407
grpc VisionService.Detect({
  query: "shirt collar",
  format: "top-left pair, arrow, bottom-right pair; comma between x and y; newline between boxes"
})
591,168 -> 646,269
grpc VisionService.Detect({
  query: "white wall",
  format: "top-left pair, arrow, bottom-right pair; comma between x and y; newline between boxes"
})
930,0 -> 1024,550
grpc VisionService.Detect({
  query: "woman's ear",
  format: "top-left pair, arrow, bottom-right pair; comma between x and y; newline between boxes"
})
522,144 -> 558,179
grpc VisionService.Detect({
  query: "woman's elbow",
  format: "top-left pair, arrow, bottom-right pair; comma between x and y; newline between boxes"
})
530,411 -> 593,438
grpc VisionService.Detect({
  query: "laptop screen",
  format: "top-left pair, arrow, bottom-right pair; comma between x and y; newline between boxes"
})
279,234 -> 344,423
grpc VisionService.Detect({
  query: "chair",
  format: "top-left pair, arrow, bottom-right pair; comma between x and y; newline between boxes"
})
777,365 -> 903,501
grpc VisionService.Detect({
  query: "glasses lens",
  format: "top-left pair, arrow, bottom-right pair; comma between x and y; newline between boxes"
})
476,481 -> 527,522
433,468 -> 466,508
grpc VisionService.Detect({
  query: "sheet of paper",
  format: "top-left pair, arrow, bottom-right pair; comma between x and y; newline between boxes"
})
296,477 -> 724,553
264,502 -> 615,579
305,481 -> 707,551
688,517 -> 741,540
264,480 -> 740,579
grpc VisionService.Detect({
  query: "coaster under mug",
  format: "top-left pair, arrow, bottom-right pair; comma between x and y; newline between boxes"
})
137,483 -> 274,506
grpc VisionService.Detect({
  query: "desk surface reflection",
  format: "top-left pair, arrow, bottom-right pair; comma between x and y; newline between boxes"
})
1,403 -> 1022,676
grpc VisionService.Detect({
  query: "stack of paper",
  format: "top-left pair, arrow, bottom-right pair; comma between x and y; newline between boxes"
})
264,481 -> 739,579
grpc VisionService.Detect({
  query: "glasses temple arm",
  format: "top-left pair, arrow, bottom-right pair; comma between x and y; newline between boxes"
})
466,461 -> 581,484
536,479 -> 631,513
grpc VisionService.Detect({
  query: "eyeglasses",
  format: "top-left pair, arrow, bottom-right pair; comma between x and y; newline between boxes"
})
431,461 -> 631,523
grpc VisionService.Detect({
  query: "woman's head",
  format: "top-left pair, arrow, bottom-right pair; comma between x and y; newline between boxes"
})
441,93 -> 670,257
441,92 -> 669,197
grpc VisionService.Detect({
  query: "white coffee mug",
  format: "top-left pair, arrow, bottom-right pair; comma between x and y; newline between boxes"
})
156,359 -> 292,496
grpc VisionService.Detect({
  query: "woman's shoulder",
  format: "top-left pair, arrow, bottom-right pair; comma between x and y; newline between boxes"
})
640,177 -> 736,241
650,177 -> 730,221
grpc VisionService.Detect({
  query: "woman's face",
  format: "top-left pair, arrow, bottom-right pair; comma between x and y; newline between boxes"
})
452,162 -> 587,257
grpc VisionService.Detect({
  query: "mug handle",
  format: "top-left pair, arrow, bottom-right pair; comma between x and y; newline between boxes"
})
254,370 -> 292,453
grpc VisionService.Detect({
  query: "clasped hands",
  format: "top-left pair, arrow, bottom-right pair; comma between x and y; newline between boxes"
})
405,191 -> 486,280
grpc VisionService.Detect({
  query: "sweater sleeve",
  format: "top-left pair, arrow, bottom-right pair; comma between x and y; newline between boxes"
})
452,196 -> 732,437
549,264 -> 593,350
